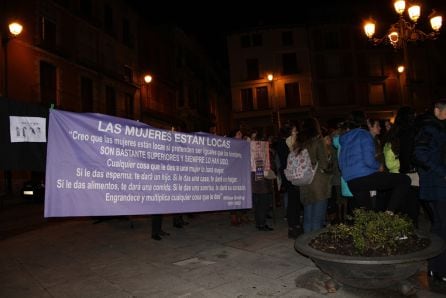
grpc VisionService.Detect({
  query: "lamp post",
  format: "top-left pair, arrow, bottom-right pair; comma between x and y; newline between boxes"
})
2,21 -> 23,195
267,73 -> 280,133
2,22 -> 23,97
397,65 -> 405,101
363,0 -> 442,107
140,74 -> 152,120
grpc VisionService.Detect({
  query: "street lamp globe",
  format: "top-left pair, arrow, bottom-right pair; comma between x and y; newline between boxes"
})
364,21 -> 376,38
408,5 -> 421,22
394,0 -> 406,15
267,73 -> 273,81
144,74 -> 152,84
430,13 -> 443,31
397,65 -> 405,73
8,22 -> 23,36
388,31 -> 399,46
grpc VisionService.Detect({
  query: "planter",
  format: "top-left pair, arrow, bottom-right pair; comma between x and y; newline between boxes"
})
295,228 -> 446,289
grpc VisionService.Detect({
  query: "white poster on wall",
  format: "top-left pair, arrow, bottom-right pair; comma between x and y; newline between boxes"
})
9,116 -> 47,143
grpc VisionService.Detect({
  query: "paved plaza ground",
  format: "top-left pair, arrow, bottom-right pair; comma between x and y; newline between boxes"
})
1,195 -> 446,297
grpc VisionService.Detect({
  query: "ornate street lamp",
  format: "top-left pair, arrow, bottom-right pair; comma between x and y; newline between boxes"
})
363,0 -> 442,106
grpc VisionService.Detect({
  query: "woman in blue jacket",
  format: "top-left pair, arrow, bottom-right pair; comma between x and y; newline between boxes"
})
338,111 -> 413,218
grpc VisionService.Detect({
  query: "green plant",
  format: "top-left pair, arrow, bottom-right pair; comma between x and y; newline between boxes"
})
329,209 -> 414,255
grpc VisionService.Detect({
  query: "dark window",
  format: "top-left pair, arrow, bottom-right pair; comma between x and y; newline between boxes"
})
285,82 -> 300,108
81,77 -> 93,112
104,4 -> 114,36
256,87 -> 269,110
241,88 -> 253,111
80,0 -> 92,18
252,33 -> 263,47
315,54 -> 326,78
105,86 -> 116,115
240,35 -> 250,48
319,82 -> 354,106
124,93 -> 133,119
40,61 -> 57,106
122,18 -> 133,48
41,17 -> 57,49
282,53 -> 298,74
368,55 -> 384,77
123,66 -> 133,82
282,31 -> 294,46
368,84 -> 385,105
246,58 -> 259,80
325,31 -> 339,49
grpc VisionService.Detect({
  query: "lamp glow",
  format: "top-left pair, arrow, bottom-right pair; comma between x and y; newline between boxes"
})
8,22 -> 23,36
144,75 -> 152,83
408,5 -> 421,22
394,0 -> 406,14
388,31 -> 399,44
397,65 -> 405,73
364,22 -> 376,38
430,15 -> 443,31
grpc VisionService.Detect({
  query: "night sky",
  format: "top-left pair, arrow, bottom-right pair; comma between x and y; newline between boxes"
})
133,0 -> 446,65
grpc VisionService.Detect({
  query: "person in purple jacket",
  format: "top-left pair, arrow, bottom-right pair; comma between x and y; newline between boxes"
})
338,111 -> 414,220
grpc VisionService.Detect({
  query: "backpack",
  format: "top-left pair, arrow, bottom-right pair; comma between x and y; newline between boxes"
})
284,148 -> 318,186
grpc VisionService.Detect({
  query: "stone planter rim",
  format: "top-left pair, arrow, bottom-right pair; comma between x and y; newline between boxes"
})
295,228 -> 446,265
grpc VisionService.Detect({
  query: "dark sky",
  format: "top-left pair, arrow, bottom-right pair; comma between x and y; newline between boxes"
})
134,0 -> 446,65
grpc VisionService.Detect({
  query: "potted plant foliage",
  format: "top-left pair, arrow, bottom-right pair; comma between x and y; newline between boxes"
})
295,209 -> 445,290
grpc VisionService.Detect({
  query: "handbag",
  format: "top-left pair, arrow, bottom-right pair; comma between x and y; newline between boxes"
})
264,170 -> 277,180
406,172 -> 419,187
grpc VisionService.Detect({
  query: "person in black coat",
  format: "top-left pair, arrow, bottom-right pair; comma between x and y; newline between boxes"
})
414,99 -> 446,283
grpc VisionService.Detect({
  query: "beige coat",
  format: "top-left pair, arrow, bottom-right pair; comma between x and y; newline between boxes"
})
300,136 -> 333,205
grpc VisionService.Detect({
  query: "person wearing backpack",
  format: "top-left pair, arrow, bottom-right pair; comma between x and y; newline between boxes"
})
297,118 -> 333,233
275,124 -> 303,238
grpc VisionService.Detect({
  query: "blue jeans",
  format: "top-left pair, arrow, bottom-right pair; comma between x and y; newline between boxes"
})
303,200 -> 328,233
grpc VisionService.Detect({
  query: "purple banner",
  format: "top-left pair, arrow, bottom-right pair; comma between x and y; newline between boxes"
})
44,110 -> 252,217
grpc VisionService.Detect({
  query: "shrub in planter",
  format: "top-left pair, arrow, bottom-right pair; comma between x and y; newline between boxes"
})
311,209 -> 429,257
295,209 -> 445,290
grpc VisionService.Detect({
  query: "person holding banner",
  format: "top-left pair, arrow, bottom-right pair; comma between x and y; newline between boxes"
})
250,134 -> 274,231
229,129 -> 250,225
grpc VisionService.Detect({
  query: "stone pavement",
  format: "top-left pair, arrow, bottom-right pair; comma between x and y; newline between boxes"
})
1,199 -> 446,297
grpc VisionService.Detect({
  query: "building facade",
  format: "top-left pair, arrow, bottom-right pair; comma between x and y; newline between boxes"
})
227,22 -> 446,132
227,26 -> 313,136
0,0 -> 230,193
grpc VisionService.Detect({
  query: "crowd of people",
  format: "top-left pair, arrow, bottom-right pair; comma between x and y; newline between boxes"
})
149,100 -> 446,284
228,100 -> 446,283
